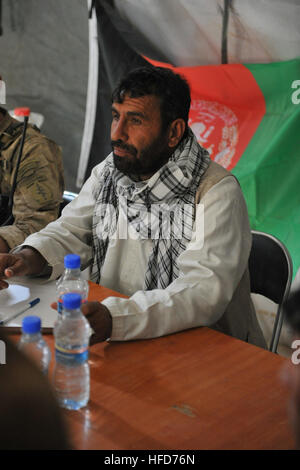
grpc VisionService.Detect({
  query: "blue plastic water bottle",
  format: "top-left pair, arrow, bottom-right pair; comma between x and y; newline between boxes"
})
18,316 -> 51,375
53,293 -> 90,410
56,254 -> 89,317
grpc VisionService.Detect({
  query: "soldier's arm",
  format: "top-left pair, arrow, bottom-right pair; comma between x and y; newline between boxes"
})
0,237 -> 9,253
0,136 -> 65,251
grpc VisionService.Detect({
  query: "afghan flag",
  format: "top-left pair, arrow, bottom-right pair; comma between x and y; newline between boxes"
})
147,57 -> 300,278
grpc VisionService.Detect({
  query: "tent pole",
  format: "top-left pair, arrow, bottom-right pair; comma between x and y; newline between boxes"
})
0,0 -> 2,36
76,0 -> 99,188
221,0 -> 232,64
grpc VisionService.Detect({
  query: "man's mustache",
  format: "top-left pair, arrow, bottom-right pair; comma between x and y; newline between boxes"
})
111,140 -> 137,157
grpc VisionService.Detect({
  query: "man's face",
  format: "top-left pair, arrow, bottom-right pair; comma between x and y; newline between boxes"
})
111,94 -> 172,179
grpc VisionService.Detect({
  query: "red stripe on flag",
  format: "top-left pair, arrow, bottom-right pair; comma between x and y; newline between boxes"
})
145,58 -> 266,170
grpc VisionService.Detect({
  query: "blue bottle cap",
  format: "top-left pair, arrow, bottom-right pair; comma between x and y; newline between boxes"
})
62,293 -> 82,310
64,254 -> 81,269
22,315 -> 41,334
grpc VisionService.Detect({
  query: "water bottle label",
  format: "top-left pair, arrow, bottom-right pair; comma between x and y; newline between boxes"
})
55,344 -> 89,364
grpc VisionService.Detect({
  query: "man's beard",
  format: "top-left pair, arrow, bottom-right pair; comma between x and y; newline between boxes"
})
111,133 -> 172,178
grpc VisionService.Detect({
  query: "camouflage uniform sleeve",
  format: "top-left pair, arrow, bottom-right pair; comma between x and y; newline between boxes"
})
0,134 -> 65,249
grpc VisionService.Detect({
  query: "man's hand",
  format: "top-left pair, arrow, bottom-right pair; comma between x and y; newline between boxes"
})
0,247 -> 47,289
51,301 -> 112,345
0,254 -> 30,289
81,302 -> 112,345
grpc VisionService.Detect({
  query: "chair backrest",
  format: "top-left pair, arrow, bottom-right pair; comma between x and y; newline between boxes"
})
248,230 -> 293,353
59,190 -> 78,215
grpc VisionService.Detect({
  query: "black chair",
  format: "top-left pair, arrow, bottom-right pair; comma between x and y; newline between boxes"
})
59,190 -> 78,215
248,230 -> 293,353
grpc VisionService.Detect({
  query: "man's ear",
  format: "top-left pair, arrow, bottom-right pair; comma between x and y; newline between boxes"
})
167,119 -> 186,148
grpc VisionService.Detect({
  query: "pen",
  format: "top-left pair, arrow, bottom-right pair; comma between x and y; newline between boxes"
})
0,297 -> 40,326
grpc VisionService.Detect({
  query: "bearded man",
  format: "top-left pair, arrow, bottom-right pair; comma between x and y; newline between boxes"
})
0,66 -> 266,348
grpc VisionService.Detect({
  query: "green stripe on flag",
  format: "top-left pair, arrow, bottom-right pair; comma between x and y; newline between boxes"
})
232,58 -> 300,277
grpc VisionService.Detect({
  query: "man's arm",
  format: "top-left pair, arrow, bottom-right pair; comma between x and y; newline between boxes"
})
16,161 -> 105,281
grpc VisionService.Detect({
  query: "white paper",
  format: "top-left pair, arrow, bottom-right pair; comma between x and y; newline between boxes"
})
0,277 -> 58,329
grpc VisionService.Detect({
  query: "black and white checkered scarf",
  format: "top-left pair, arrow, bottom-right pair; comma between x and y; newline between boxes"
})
91,128 -> 210,289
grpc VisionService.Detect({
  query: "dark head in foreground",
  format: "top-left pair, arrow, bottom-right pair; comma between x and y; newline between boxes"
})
0,331 -> 70,450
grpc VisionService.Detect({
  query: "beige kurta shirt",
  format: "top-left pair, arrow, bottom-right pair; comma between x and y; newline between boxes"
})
21,159 -> 266,347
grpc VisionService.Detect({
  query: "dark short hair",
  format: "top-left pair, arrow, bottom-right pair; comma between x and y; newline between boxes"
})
112,66 -> 191,140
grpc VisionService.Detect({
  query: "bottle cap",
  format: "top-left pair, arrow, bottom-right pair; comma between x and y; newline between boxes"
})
64,254 -> 81,269
62,293 -> 82,310
14,107 -> 31,117
22,315 -> 41,334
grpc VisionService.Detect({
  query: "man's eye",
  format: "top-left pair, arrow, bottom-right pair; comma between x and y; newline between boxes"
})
112,114 -> 119,121
131,117 -> 142,124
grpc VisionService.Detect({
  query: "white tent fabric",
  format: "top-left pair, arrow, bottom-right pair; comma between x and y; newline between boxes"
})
0,0 -> 89,192
114,0 -> 300,65
76,0 -> 99,188
76,0 -> 300,187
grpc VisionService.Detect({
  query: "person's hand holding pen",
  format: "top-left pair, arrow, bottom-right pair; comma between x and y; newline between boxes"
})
0,247 -> 47,289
